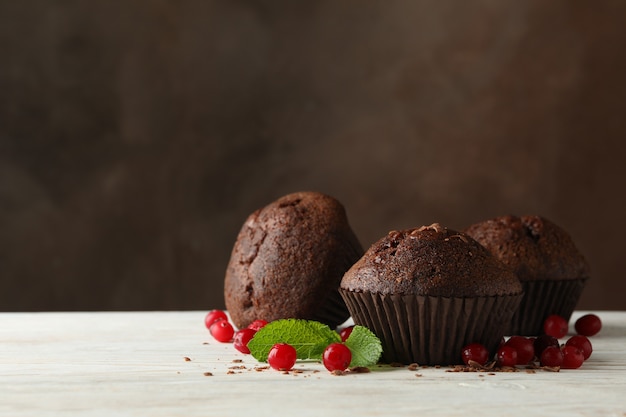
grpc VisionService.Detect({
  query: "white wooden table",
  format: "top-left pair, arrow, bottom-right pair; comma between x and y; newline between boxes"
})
1,311 -> 624,416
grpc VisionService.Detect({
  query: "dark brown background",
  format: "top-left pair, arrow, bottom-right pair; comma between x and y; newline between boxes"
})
1,1 -> 625,312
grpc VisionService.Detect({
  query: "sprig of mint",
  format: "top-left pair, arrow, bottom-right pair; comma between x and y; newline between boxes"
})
247,319 -> 383,368
344,325 -> 383,368
248,319 -> 341,361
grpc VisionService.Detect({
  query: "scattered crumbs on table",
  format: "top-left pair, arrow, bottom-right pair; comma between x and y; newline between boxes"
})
349,366 -> 370,374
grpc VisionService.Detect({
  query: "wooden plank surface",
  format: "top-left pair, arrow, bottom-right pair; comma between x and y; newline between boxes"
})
1,311 -> 625,416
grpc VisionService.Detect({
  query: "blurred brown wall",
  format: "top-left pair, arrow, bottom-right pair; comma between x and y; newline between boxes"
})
1,1 -> 625,311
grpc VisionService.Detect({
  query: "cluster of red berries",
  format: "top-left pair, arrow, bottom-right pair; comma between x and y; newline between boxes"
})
204,310 -> 354,373
461,313 -> 601,370
204,309 -> 267,351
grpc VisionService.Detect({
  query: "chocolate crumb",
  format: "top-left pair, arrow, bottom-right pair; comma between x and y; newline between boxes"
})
227,370 -> 235,375
349,366 -> 370,373
203,372 -> 213,376
488,372 -> 496,376
228,365 -> 247,370
415,373 -> 422,377
232,359 -> 243,363
407,363 -> 420,371
331,370 -> 345,376
183,357 -> 191,362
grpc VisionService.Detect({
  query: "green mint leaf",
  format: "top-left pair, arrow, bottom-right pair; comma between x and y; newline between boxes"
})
248,319 -> 341,362
344,325 -> 383,367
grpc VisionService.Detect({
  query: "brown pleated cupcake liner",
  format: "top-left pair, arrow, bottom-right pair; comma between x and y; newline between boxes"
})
508,278 -> 587,336
340,290 -> 523,365
310,288 -> 351,329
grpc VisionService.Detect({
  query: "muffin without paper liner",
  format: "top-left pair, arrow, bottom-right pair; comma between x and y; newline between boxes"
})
224,191 -> 363,330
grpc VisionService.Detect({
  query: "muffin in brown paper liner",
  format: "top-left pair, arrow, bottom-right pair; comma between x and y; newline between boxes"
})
341,291 -> 523,365
465,215 -> 590,336
340,224 -> 523,365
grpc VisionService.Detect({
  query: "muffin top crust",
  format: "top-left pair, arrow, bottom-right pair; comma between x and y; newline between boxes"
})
464,215 -> 590,282
341,223 -> 522,297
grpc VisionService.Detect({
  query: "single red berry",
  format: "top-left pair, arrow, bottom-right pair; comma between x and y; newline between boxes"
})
575,314 -> 602,337
534,334 -> 559,357
339,326 -> 354,342
540,346 -> 564,367
268,343 -> 297,371
543,314 -> 568,339
561,345 -> 585,369
210,319 -> 234,342
323,343 -> 352,372
496,345 -> 518,368
504,336 -> 535,365
566,335 -> 593,360
247,319 -> 268,332
461,343 -> 490,366
233,328 -> 256,354
204,310 -> 228,330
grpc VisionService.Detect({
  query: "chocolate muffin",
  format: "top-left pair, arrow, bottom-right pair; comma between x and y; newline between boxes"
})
465,215 -> 590,335
224,191 -> 363,329
340,223 -> 523,365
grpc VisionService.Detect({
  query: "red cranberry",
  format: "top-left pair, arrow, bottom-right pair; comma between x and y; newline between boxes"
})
461,343 -> 490,366
504,336 -> 535,365
247,319 -> 268,332
561,345 -> 585,369
204,310 -> 228,330
534,334 -> 560,357
323,343 -> 352,372
575,314 -> 602,337
543,314 -> 568,339
339,326 -> 354,342
496,345 -> 518,368
210,319 -> 234,342
566,335 -> 593,360
233,328 -> 256,354
268,343 -> 297,371
540,346 -> 564,367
